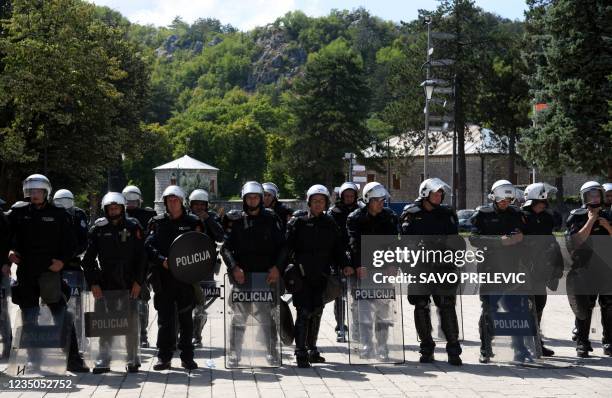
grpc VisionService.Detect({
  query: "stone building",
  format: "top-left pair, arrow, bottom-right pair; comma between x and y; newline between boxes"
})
153,155 -> 219,213
362,125 -> 598,209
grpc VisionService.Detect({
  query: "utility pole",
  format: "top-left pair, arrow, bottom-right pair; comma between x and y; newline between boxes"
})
424,16 -> 432,180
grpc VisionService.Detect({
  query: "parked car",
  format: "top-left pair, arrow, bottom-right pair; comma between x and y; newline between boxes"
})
457,209 -> 475,232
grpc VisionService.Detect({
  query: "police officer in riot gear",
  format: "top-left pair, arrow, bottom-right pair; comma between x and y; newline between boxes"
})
401,178 -> 463,366
0,209 -> 11,358
521,182 -> 563,357
328,182 -> 361,342
566,181 -> 612,357
53,189 -> 89,260
346,182 -> 400,359
470,180 -> 532,363
7,174 -> 89,372
286,184 -> 349,367
122,185 -> 157,348
604,183 -> 612,210
263,182 -> 293,230
187,189 -> 224,348
145,185 -> 203,370
82,192 -> 146,373
221,181 -> 286,366
221,209 -> 243,238
123,185 -> 157,229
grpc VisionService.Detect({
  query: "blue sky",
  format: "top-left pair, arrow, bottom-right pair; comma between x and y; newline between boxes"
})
87,0 -> 527,30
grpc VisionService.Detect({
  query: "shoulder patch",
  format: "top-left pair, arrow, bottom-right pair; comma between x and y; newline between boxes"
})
330,205 -> 342,214
475,205 -> 494,213
11,201 -> 29,209
347,207 -> 364,220
94,217 -> 109,227
125,216 -> 140,228
152,214 -> 166,221
292,209 -> 308,218
570,208 -> 588,216
383,207 -> 397,216
403,203 -> 421,214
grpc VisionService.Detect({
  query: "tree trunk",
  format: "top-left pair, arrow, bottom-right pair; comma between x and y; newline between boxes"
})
455,74 -> 466,209
555,175 -> 564,203
508,129 -> 516,183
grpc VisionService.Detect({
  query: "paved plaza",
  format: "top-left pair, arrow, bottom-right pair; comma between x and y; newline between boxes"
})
2,287 -> 612,397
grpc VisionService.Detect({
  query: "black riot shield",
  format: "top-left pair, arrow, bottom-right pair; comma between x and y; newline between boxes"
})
168,231 -> 216,284
6,303 -> 71,377
84,290 -> 140,372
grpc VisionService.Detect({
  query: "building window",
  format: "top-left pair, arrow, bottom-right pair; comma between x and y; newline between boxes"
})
392,173 -> 401,190
367,174 -> 376,183
210,179 -> 216,194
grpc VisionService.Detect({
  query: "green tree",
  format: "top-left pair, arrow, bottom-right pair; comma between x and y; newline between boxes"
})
0,0 -> 150,201
287,38 -> 371,191
520,0 -> 612,179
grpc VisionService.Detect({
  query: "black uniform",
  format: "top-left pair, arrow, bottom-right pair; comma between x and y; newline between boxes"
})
521,206 -> 564,350
82,215 -> 146,367
67,207 -> 88,260
126,206 -> 157,345
194,210 -> 225,243
62,206 -> 89,323
271,200 -> 293,230
190,209 -> 224,345
469,204 -> 530,361
221,207 -> 286,363
126,207 -> 157,232
565,206 -> 612,356
7,201 -> 84,367
82,216 -> 147,291
328,201 -> 362,333
347,206 -> 400,269
346,206 -> 400,357
145,210 -> 203,363
0,212 -> 11,358
401,201 -> 463,359
286,210 -> 348,360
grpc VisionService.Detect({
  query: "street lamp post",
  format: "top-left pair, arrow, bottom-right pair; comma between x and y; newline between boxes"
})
420,79 -> 435,180
422,16 -> 433,180
343,153 -> 355,182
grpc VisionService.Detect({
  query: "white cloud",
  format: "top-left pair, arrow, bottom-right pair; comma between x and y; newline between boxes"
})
88,0 -> 299,30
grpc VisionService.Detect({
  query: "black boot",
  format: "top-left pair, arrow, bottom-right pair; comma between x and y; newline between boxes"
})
67,327 -> 89,373
414,303 -> 435,363
227,325 -> 245,367
294,307 -> 310,358
266,316 -> 280,365
153,358 -> 171,370
295,350 -> 311,368
479,305 -> 493,363
67,354 -> 90,373
600,299 -> 612,357
181,358 -> 198,370
192,309 -> 207,349
306,307 -> 324,363
439,301 -> 462,366
359,324 -> 374,358
541,341 -> 555,357
375,323 -> 390,361
575,315 -> 593,358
